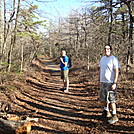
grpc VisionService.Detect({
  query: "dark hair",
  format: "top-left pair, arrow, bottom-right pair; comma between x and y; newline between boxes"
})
104,44 -> 112,50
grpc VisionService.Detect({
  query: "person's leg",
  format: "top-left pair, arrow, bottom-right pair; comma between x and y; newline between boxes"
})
63,79 -> 66,88
64,79 -> 69,92
99,83 -> 112,119
61,70 -> 67,91
111,103 -> 116,115
104,102 -> 109,111
64,70 -> 69,92
100,84 -> 108,110
99,101 -> 111,119
61,70 -> 65,89
108,91 -> 118,124
66,79 -> 69,91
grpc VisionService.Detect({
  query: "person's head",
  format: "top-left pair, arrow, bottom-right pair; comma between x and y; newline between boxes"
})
104,44 -> 112,57
61,50 -> 66,56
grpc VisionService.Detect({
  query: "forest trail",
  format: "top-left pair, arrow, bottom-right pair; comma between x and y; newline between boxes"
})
28,57 -> 99,133
0,56 -> 133,134
18,56 -> 102,134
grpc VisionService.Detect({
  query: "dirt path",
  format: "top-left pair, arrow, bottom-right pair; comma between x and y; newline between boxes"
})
21,57 -> 102,134
29,57 -> 134,134
0,57 -> 133,134
28,57 -> 98,134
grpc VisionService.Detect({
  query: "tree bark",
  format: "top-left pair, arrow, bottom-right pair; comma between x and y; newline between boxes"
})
20,43 -> 24,72
2,0 -> 15,62
126,1 -> 133,64
7,0 -> 20,72
124,1 -> 133,71
0,118 -> 31,134
0,110 -> 38,134
108,0 -> 113,44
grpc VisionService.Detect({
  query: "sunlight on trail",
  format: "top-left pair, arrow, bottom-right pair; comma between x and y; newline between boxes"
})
43,57 -> 60,71
1,56 -> 132,134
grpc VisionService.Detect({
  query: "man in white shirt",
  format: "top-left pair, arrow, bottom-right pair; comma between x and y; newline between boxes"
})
98,44 -> 120,124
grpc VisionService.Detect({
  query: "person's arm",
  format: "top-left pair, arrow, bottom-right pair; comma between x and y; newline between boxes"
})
112,68 -> 119,90
60,57 -> 67,67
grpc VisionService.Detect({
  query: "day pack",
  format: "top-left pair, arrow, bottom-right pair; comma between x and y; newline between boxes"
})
67,57 -> 72,68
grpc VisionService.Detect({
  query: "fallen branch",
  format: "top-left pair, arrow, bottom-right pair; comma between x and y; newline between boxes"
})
0,113 -> 38,134
0,118 -> 31,134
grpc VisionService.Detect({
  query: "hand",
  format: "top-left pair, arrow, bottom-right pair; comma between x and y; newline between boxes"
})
112,83 -> 116,90
60,57 -> 63,62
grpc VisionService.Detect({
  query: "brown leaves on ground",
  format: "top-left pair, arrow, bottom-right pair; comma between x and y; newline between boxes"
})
0,57 -> 134,134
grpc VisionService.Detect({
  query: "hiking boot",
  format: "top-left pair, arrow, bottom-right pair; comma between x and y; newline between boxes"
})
108,114 -> 118,124
98,110 -> 111,120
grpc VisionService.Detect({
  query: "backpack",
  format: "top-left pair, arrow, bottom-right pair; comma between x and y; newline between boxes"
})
67,58 -> 72,68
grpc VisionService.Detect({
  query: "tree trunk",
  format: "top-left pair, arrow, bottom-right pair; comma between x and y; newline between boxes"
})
87,50 -> 90,71
0,108 -> 38,134
125,1 -> 133,71
7,0 -> 20,72
1,0 -> 7,62
50,46 -> 52,57
121,11 -> 126,39
108,0 -> 113,44
31,48 -> 39,63
0,118 -> 31,134
1,0 -> 16,63
20,43 -> 24,72
127,2 -> 133,64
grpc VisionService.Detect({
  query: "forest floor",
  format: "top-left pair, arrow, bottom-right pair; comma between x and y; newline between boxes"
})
0,56 -> 134,134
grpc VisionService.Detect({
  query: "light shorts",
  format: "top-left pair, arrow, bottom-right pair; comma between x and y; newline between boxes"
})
99,83 -> 117,103
61,70 -> 69,80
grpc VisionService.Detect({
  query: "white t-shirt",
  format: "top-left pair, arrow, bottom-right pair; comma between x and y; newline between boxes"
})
99,55 -> 120,83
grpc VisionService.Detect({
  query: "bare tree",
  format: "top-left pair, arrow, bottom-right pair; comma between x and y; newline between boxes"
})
7,0 -> 21,72
124,0 -> 134,67
1,0 -> 16,63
